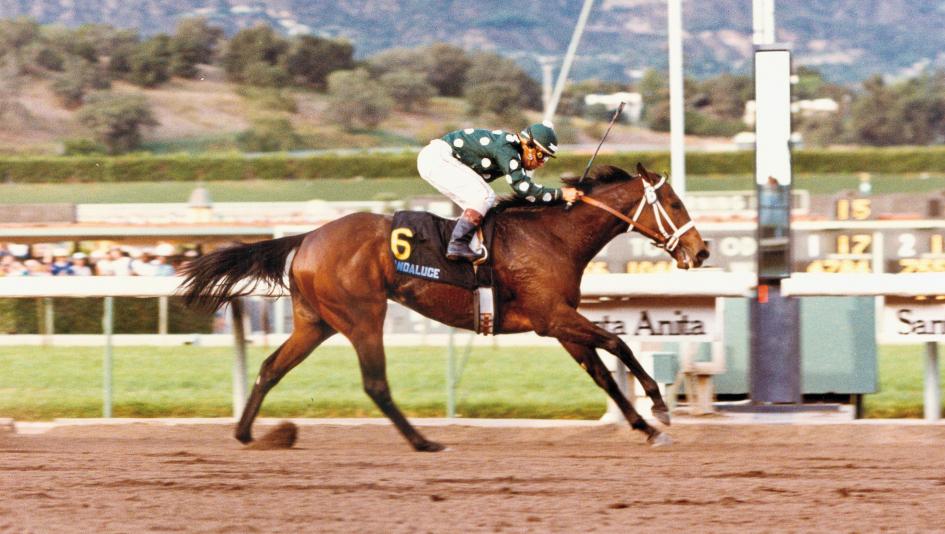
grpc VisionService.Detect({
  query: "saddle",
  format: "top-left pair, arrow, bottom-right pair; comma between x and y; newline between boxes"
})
389,210 -> 497,333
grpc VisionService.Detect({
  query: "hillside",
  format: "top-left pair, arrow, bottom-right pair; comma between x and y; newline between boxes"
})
2,1 -> 944,83
0,65 -> 728,156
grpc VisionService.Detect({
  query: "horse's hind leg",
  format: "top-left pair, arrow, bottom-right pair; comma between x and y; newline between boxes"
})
559,341 -> 669,446
235,318 -> 335,444
349,325 -> 445,452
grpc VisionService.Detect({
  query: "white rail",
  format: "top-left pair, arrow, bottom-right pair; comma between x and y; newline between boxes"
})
781,273 -> 945,297
0,272 -> 758,299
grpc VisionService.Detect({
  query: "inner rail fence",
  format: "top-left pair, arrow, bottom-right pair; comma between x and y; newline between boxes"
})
1,273 -> 943,420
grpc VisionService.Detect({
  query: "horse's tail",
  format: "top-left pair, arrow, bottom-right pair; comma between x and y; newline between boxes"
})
178,233 -> 308,312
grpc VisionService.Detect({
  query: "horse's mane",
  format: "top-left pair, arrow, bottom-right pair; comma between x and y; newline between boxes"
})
494,164 -> 637,211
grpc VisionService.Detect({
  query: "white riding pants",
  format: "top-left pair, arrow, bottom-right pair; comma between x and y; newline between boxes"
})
417,139 -> 496,215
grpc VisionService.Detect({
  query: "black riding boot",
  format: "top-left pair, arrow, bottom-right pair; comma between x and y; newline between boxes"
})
446,209 -> 484,262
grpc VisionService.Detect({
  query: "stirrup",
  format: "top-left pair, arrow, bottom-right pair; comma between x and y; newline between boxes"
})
446,244 -> 485,262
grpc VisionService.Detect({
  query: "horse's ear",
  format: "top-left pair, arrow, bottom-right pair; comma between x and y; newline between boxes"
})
636,162 -> 647,175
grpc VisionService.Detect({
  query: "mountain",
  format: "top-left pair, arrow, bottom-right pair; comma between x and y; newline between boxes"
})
2,0 -> 945,84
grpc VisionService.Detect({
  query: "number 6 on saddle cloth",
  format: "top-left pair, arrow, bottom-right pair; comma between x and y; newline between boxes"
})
389,210 -> 496,334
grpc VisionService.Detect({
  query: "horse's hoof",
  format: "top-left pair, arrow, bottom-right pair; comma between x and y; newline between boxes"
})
648,432 -> 673,448
415,440 -> 447,452
234,430 -> 253,444
652,408 -> 671,426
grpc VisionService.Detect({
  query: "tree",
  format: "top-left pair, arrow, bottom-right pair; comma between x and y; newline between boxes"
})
33,47 -> 65,71
366,47 -> 428,77
0,17 -> 40,74
367,44 -> 471,97
849,75 -> 909,146
638,68 -> 669,130
465,81 -> 521,116
242,61 -> 290,87
894,73 -> 945,145
425,43 -> 470,97
52,59 -> 109,108
464,52 -> 542,112
126,35 -> 172,87
285,35 -> 355,90
236,117 -> 302,152
221,25 -> 288,83
77,93 -> 158,154
169,17 -> 223,78
325,69 -> 392,130
380,70 -> 435,112
692,74 -> 752,120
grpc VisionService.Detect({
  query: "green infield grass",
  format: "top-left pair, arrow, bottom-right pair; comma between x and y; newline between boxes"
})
0,344 -> 604,420
863,343 -> 945,418
0,343 -> 941,420
2,173 -> 944,204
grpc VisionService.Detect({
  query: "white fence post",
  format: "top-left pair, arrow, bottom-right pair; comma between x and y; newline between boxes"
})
925,342 -> 941,422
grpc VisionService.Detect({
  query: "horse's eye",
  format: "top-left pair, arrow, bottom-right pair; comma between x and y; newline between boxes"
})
671,202 -> 683,210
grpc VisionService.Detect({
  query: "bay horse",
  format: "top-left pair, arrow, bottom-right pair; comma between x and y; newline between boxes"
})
179,162 -> 709,450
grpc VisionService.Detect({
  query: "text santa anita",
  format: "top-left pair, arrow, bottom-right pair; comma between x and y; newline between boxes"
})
592,311 -> 706,336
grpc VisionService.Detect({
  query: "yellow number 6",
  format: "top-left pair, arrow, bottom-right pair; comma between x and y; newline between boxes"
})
391,227 -> 414,260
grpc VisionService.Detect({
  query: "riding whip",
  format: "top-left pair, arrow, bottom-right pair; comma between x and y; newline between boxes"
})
579,101 -> 626,183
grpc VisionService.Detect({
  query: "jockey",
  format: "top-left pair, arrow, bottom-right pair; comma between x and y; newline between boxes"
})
417,121 -> 583,262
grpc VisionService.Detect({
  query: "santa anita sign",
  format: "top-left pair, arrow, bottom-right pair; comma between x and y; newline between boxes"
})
580,297 -> 718,342
882,297 -> 945,342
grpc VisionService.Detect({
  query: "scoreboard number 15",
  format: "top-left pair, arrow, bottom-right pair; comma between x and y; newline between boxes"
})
836,198 -> 872,220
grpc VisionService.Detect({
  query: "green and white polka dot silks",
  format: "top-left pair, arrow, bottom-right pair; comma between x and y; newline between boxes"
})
440,128 -> 561,204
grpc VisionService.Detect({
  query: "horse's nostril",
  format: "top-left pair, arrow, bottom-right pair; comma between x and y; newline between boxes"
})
696,249 -> 710,262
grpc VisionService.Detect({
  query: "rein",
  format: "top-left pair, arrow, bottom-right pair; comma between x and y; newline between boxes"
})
578,175 -> 695,252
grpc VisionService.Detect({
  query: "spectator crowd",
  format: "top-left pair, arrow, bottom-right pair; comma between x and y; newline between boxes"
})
0,243 -> 196,277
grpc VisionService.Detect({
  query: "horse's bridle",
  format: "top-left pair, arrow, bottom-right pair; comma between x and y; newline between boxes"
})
578,175 -> 695,252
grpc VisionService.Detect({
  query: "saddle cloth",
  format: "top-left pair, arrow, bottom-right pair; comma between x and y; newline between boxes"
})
389,210 -> 494,290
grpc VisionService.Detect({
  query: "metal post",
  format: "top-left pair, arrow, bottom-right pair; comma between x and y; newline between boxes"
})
600,354 -> 630,424
103,296 -> 114,418
42,297 -> 54,345
667,0 -> 687,197
752,0 -> 776,45
543,0 -> 594,122
447,328 -> 456,418
158,295 -> 168,335
925,342 -> 941,421
230,300 -> 248,419
273,296 -> 286,334
539,56 -> 556,116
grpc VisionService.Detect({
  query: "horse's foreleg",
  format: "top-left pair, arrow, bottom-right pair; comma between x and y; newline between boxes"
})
235,319 -> 335,444
540,305 -> 671,429
559,341 -> 668,446
351,330 -> 445,452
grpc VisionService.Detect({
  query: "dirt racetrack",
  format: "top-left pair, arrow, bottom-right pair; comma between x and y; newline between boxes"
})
2,420 -> 945,533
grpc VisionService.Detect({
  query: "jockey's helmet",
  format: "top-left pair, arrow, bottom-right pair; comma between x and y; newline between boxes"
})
520,121 -> 559,158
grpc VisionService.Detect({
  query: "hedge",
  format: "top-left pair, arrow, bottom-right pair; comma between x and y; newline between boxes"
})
2,146 -> 945,184
0,297 -> 213,335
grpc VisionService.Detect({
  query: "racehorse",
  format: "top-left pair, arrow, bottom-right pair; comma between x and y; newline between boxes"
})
179,162 -> 710,450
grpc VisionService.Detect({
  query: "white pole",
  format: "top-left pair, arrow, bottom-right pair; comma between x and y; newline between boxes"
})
158,295 -> 168,335
753,0 -> 776,45
543,0 -> 594,122
667,0 -> 686,198
925,342 -> 941,421
103,296 -> 113,418
539,56 -> 556,116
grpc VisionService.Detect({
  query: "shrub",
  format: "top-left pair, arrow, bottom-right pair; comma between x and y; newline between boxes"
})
236,118 -> 303,152
76,93 -> 158,154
